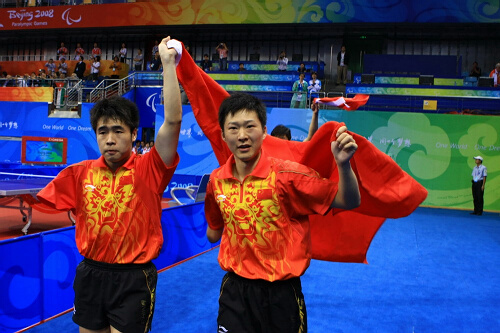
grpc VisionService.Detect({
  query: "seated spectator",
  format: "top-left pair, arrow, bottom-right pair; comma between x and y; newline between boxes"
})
28,72 -> 39,87
150,51 -> 162,71
469,61 -> 481,78
38,72 -> 51,87
109,56 -> 122,79
2,74 -> 15,87
200,54 -> 212,72
297,62 -> 308,74
237,63 -> 246,71
489,63 -> 500,87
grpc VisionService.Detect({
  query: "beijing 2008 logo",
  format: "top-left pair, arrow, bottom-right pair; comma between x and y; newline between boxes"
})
61,8 -> 81,26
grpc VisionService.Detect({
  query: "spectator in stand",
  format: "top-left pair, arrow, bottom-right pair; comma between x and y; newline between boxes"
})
39,72 -> 51,87
74,55 -> 86,80
133,49 -> 144,71
29,72 -> 40,87
109,55 -> 122,79
57,42 -> 68,60
45,58 -> 56,75
74,43 -> 85,61
469,61 -> 481,78
337,45 -> 349,85
290,72 -> 308,108
119,43 -> 127,63
277,50 -> 288,71
152,40 -> 159,57
142,143 -> 151,154
237,63 -> 246,71
91,43 -> 102,58
216,42 -> 229,71
489,63 -> 500,87
297,62 -> 308,74
90,56 -> 100,81
150,51 -> 162,71
200,54 -> 213,72
308,71 -> 322,99
271,103 -> 319,142
2,74 -> 15,87
58,58 -> 68,76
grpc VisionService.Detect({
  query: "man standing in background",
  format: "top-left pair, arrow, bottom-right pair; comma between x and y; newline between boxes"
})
471,156 -> 487,215
337,45 -> 349,85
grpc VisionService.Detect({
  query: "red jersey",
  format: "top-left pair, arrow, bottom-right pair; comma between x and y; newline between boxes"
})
58,47 -> 68,56
205,149 -> 337,281
92,47 -> 102,56
38,147 -> 178,264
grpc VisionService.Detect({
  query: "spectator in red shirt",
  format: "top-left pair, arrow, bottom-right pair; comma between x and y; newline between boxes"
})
57,42 -> 68,60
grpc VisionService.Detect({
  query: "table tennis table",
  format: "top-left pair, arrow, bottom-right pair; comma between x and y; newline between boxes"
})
0,176 -> 53,235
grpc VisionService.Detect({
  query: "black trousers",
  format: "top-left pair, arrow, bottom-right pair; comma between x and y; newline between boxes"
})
471,181 -> 484,214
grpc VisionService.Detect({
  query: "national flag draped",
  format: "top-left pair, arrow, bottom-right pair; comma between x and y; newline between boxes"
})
175,43 -> 428,263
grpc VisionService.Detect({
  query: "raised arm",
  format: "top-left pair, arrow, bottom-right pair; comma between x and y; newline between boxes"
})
303,103 -> 319,142
154,36 -> 182,167
330,126 -> 360,209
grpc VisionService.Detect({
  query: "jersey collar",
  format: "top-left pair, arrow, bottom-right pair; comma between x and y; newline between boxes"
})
221,148 -> 271,180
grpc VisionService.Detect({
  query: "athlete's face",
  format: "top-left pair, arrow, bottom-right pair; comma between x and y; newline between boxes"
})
96,118 -> 137,171
222,110 -> 266,165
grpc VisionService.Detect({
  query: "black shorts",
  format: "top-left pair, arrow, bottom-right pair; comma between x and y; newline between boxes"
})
73,258 -> 158,333
217,272 -> 307,333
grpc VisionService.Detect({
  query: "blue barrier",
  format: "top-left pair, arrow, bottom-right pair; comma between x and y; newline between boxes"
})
0,202 -> 216,333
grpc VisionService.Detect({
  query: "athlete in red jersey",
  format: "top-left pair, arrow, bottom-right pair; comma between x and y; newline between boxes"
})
37,37 -> 183,333
205,92 -> 360,332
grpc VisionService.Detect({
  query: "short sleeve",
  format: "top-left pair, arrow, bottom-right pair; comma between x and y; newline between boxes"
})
135,146 -> 179,195
204,176 -> 224,230
277,164 -> 338,217
37,167 -> 78,211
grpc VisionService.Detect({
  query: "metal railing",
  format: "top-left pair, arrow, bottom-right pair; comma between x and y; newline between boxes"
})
88,73 -> 135,103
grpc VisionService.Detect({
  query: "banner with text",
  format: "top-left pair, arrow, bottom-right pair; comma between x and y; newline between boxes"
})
0,0 -> 498,31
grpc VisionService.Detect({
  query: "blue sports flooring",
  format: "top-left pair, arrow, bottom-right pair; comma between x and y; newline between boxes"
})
25,207 -> 500,332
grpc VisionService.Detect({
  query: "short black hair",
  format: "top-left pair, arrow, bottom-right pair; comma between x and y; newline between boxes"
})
90,96 -> 140,133
271,125 -> 291,140
218,92 -> 267,132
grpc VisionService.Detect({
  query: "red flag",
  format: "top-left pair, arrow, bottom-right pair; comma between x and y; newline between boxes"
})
313,95 -> 369,111
176,45 -> 427,263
